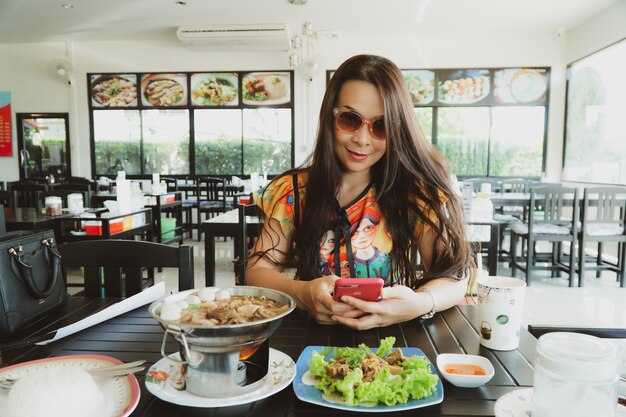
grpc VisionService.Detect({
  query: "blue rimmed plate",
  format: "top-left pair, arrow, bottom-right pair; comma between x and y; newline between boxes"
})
293,345 -> 443,412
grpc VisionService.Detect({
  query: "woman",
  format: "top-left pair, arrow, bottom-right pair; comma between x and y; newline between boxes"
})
247,54 -> 473,330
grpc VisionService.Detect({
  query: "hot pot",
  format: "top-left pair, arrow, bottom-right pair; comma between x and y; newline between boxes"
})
148,286 -> 295,397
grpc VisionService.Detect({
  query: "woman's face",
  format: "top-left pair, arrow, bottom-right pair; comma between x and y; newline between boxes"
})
351,218 -> 378,249
320,230 -> 335,259
333,80 -> 386,177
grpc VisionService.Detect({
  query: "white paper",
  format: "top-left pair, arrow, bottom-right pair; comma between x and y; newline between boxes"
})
39,281 -> 165,345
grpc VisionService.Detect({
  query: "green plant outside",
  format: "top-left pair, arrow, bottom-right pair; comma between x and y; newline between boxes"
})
95,137 -> 290,176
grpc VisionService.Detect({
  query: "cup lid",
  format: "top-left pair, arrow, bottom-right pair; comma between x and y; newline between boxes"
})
536,332 -> 618,382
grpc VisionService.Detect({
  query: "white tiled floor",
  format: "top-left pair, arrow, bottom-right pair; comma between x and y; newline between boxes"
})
76,237 -> 626,330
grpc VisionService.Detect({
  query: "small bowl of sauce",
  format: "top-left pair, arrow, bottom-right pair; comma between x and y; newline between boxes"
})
436,353 -> 495,388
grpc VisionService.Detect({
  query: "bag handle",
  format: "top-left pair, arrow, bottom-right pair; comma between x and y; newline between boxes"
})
9,238 -> 62,299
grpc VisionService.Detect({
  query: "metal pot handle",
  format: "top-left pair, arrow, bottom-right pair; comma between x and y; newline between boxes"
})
160,327 -> 191,363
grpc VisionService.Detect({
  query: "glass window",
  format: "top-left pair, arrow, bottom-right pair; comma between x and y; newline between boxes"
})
436,107 -> 490,177
414,107 -> 433,143
93,110 -> 141,175
194,109 -> 242,175
142,109 -> 190,175
243,108 -> 292,175
490,107 -> 544,176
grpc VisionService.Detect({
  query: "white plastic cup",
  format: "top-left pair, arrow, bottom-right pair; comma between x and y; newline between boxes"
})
476,276 -> 526,351
532,332 -> 619,417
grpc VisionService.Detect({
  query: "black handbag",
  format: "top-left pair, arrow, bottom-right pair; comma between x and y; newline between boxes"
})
0,230 -> 68,336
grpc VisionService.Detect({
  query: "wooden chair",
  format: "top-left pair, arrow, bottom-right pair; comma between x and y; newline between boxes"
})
495,178 -> 531,260
180,178 -> 197,239
196,176 -> 227,241
577,186 -> 626,287
62,176 -> 97,190
8,182 -> 47,208
509,185 -> 579,286
58,240 -> 194,297
0,190 -> 15,210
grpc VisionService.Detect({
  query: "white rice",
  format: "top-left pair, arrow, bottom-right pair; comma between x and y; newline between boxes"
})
0,367 -> 105,417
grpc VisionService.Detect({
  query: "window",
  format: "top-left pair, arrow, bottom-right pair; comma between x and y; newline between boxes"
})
563,38 -> 626,185
88,71 -> 294,178
408,67 -> 549,178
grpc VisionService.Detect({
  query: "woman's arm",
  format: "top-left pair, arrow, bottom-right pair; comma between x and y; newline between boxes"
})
246,218 -> 360,324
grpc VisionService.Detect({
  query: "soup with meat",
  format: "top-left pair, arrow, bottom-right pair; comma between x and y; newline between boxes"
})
158,288 -> 290,325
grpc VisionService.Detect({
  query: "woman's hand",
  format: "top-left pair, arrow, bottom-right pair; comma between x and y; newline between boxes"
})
329,284 -> 424,330
297,275 -> 365,325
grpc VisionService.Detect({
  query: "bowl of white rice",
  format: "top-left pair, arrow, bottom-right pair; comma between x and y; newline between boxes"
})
0,354 -> 140,417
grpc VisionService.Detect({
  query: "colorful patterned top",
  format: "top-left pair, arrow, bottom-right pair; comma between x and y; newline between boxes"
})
256,172 -> 441,286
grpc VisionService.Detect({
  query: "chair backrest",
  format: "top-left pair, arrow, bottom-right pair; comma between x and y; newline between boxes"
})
0,190 -> 15,210
8,183 -> 47,208
530,185 -> 579,227
58,240 -> 194,297
501,178 -> 529,193
57,181 -> 95,193
197,176 -> 226,211
63,176 -> 96,189
581,186 -> 626,229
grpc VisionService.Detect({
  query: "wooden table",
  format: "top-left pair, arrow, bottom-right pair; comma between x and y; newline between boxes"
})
202,208 -> 259,286
0,300 -> 536,416
3,207 -> 67,233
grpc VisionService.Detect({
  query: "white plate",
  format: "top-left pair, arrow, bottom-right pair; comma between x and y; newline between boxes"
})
145,348 -> 295,407
0,354 -> 140,417
494,388 -> 626,417
494,388 -> 533,417
293,346 -> 444,412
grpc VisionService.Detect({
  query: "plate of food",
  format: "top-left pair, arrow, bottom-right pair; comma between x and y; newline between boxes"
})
0,354 -> 140,417
191,72 -> 239,106
141,73 -> 187,107
91,74 -> 138,107
438,70 -> 490,104
293,337 -> 443,412
403,70 -> 435,105
242,72 -> 291,105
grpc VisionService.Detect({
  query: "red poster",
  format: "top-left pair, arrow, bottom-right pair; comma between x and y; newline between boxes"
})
0,92 -> 12,157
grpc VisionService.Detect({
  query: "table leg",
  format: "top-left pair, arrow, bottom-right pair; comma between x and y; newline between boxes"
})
488,223 -> 500,276
205,231 -> 216,286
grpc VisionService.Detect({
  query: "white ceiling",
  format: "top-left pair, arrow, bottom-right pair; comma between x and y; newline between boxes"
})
0,0 -> 618,44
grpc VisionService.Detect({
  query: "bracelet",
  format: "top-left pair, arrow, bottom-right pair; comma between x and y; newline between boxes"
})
416,288 -> 437,319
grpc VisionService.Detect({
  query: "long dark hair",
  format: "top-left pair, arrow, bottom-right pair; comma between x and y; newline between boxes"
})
257,54 -> 472,288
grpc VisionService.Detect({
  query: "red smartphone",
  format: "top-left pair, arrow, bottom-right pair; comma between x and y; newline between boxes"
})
333,278 -> 384,302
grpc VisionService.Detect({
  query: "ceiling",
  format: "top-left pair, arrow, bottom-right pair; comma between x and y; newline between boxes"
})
0,0 -> 618,44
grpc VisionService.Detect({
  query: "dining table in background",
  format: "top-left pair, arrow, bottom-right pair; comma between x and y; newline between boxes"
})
0,299 -> 537,417
3,206 -> 67,233
202,208 -> 260,286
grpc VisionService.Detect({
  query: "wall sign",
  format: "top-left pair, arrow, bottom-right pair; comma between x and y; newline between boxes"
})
0,92 -> 12,157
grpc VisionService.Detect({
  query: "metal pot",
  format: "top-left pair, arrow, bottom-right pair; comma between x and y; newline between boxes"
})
148,286 -> 295,397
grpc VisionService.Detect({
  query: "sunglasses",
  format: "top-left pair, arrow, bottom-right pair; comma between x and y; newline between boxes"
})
332,107 -> 386,140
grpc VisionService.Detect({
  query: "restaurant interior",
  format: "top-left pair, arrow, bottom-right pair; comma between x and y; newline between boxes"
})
0,0 -> 625,416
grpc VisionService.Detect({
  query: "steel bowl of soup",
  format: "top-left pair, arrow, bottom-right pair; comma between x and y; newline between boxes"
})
148,286 -> 295,397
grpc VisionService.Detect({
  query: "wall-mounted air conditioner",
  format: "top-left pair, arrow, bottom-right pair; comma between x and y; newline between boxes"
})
176,23 -> 291,50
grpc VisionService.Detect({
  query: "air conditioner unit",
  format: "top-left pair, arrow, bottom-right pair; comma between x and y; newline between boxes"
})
176,23 -> 291,50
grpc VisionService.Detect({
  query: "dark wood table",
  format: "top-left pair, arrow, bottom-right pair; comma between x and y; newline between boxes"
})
3,207 -> 68,233
1,300 -> 536,416
202,209 -> 260,286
